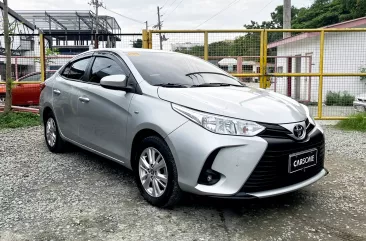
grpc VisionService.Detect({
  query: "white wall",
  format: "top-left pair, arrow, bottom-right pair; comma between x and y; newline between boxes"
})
270,32 -> 366,102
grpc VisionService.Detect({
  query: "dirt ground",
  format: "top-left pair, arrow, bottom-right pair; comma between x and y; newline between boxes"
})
0,126 -> 365,241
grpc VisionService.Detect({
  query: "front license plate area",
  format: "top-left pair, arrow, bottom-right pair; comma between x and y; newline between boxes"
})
288,149 -> 318,173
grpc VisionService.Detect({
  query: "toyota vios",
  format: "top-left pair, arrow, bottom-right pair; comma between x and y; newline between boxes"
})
40,49 -> 327,207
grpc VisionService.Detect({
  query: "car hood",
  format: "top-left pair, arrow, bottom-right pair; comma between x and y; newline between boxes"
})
158,86 -> 307,124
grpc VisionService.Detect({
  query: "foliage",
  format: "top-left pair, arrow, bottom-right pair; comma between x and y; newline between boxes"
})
133,39 -> 143,48
360,67 -> 366,81
292,0 -> 366,29
0,112 -> 40,129
336,112 -> 366,132
34,48 -> 60,68
175,0 -> 366,60
325,91 -> 355,106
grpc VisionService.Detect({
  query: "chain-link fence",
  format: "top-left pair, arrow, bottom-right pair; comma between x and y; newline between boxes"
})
147,30 -> 264,86
2,29 -> 365,119
267,29 -> 366,119
0,34 -> 43,106
0,32 -> 142,108
145,29 -> 366,119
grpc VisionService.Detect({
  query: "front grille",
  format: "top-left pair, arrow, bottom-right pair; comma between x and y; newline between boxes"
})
259,119 -> 315,139
241,130 -> 325,193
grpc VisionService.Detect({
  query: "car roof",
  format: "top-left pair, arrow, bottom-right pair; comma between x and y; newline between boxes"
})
85,48 -> 178,55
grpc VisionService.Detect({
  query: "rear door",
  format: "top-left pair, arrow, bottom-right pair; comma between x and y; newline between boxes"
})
77,52 -> 135,161
52,55 -> 93,141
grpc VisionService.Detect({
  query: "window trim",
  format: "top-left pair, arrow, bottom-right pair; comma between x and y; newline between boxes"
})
60,54 -> 93,82
87,55 -> 127,86
85,52 -> 142,94
19,73 -> 41,82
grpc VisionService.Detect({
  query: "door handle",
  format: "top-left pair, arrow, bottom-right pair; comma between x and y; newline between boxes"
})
78,97 -> 90,103
53,89 -> 61,95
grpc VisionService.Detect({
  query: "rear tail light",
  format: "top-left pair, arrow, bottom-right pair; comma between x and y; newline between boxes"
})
40,82 -> 46,91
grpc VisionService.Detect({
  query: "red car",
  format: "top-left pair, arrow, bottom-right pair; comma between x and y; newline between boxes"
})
0,71 -> 55,106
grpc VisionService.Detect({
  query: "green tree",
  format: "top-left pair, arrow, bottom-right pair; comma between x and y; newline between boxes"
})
292,0 -> 366,29
133,39 -> 143,48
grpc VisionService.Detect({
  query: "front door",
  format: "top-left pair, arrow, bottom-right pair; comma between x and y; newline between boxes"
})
77,53 -> 135,161
52,55 -> 93,141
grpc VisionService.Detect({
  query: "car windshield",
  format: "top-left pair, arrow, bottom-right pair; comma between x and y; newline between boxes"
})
126,52 -> 242,87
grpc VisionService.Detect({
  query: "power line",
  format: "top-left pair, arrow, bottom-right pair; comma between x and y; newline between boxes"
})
257,0 -> 276,14
163,0 -> 184,21
161,0 -> 170,9
195,0 -> 241,29
162,0 -> 179,15
102,6 -> 146,24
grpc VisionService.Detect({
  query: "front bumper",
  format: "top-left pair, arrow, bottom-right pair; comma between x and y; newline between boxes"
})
212,168 -> 328,199
353,100 -> 366,112
166,118 -> 326,197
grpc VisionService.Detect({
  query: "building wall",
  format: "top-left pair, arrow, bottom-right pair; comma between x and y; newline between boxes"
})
270,32 -> 366,102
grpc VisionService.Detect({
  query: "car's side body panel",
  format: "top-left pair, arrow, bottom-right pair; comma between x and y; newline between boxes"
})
77,83 -> 135,162
124,91 -> 189,169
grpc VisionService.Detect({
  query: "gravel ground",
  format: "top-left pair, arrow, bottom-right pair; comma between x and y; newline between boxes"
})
0,125 -> 365,241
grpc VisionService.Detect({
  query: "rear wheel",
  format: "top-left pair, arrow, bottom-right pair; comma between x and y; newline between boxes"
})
44,112 -> 67,153
134,136 -> 182,208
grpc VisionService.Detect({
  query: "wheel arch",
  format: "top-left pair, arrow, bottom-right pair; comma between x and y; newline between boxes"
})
130,128 -> 165,171
42,106 -> 53,123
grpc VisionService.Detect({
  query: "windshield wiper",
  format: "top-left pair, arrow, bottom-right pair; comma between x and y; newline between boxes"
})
154,83 -> 188,88
191,83 -> 245,88
186,72 -> 233,78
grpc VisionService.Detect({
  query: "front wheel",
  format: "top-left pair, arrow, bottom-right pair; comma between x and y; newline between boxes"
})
134,136 -> 182,208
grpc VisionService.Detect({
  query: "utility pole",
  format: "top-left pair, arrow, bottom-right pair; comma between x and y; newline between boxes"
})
283,0 -> 291,38
157,6 -> 163,50
89,0 -> 103,48
2,0 -> 12,113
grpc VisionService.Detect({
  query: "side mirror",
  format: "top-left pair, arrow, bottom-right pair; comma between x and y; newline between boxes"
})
100,74 -> 134,92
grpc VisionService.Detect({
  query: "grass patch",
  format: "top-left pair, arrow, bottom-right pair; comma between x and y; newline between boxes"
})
336,113 -> 366,132
325,91 -> 355,106
0,111 -> 40,129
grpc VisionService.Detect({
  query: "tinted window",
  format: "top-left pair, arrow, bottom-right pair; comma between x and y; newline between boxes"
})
62,57 -> 91,80
19,73 -> 40,82
89,57 -> 125,84
127,52 -> 240,86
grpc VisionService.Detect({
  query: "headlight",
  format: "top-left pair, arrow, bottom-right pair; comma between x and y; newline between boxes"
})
172,104 -> 265,136
301,104 -> 315,125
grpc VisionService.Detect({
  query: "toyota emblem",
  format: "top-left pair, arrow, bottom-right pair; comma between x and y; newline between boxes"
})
293,125 -> 305,139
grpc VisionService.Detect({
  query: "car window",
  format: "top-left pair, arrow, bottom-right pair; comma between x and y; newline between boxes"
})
126,52 -> 240,86
89,57 -> 125,84
19,73 -> 40,82
62,57 -> 91,80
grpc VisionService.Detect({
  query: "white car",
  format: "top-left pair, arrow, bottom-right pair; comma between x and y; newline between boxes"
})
354,93 -> 366,112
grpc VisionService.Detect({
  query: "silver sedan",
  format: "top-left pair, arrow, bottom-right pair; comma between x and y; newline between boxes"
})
40,49 -> 327,207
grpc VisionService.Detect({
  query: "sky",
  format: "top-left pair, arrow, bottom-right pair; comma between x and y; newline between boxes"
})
10,0 -> 315,33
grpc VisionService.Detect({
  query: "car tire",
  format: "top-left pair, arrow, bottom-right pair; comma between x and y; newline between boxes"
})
134,136 -> 182,208
44,112 -> 67,153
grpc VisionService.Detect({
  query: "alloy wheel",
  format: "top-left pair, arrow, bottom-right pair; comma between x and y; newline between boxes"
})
46,118 -> 57,147
139,147 -> 168,197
